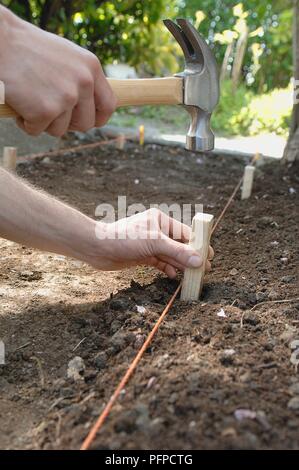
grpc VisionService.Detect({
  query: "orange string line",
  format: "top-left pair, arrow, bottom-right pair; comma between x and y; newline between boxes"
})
20,138 -> 119,161
80,283 -> 182,450
80,157 -> 256,450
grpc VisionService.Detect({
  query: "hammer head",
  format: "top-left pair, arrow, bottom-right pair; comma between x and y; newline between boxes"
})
164,19 -> 220,152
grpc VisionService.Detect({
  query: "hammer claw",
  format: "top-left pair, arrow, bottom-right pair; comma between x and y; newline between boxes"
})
176,18 -> 205,65
163,19 -> 194,63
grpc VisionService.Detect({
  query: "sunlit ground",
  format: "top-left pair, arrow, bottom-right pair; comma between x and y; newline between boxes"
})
161,132 -> 286,159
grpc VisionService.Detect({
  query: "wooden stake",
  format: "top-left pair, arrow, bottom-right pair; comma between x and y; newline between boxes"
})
3,147 -> 17,171
116,134 -> 126,150
181,213 -> 214,301
139,125 -> 144,146
241,165 -> 255,200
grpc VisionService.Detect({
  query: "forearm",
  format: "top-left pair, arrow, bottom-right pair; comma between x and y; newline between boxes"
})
0,168 -> 98,262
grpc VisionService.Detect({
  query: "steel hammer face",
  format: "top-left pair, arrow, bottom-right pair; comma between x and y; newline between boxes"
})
164,19 -> 220,152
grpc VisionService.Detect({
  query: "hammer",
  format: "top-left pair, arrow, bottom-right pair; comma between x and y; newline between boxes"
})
0,19 -> 219,152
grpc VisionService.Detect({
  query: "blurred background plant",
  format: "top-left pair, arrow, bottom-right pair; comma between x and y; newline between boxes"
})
2,0 -> 295,138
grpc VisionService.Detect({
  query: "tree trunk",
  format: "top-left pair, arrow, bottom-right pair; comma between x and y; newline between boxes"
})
283,0 -> 299,162
232,25 -> 249,93
220,41 -> 234,81
39,0 -> 62,30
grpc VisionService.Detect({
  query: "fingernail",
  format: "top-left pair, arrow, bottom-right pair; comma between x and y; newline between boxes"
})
188,255 -> 202,268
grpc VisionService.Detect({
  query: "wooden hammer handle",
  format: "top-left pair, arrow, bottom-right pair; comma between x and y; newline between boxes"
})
0,77 -> 183,118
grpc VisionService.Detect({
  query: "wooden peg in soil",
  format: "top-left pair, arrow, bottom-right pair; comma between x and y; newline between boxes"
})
2,147 -> 17,171
181,212 -> 214,301
241,165 -> 255,200
139,125 -> 145,146
116,134 -> 126,150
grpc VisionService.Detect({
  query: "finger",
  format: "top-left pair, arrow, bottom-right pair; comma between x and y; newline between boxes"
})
158,211 -> 191,242
46,110 -> 72,137
156,260 -> 177,279
159,253 -> 212,274
69,96 -> 95,132
22,116 -> 54,136
208,245 -> 214,261
153,235 -> 203,269
16,116 -> 46,137
164,264 -> 177,279
159,255 -> 186,272
16,116 -> 26,133
205,260 -> 212,272
146,257 -> 177,279
94,75 -> 117,127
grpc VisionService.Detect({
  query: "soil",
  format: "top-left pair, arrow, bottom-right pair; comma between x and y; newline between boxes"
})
0,141 -> 298,450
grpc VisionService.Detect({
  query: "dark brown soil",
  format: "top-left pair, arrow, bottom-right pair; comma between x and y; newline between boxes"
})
0,141 -> 298,450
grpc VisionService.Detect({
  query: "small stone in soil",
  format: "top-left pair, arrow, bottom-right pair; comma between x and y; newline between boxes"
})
110,320 -> 122,334
257,216 -> 273,228
220,349 -> 236,366
263,340 -> 276,351
60,387 -> 75,398
290,339 -> 299,350
287,419 -> 299,429
110,332 -> 134,353
136,305 -> 146,314
134,334 -> 146,349
256,291 -> 267,302
281,275 -> 295,284
239,371 -> 251,383
146,377 -> 156,389
110,297 -> 130,311
221,427 -> 237,438
229,268 -> 238,276
67,356 -> 85,381
279,326 -> 297,343
234,409 -> 256,421
94,352 -> 107,370
242,312 -> 259,326
267,290 -> 280,301
256,410 -> 271,431
287,396 -> 299,410
289,382 -> 299,395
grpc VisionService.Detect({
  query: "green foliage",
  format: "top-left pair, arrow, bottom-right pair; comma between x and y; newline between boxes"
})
179,0 -> 293,92
3,0 -> 294,92
3,0 -> 181,75
212,81 -> 292,136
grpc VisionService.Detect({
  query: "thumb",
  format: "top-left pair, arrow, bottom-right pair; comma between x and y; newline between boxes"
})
155,236 -> 202,269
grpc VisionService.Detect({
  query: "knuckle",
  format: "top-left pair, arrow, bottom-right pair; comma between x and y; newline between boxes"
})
76,119 -> 94,133
106,97 -> 117,115
106,93 -> 117,113
63,90 -> 77,107
85,51 -> 100,72
176,246 -> 186,260
38,102 -> 57,122
47,127 -> 65,138
78,71 -> 94,92
26,127 -> 40,137
80,124 -> 91,132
